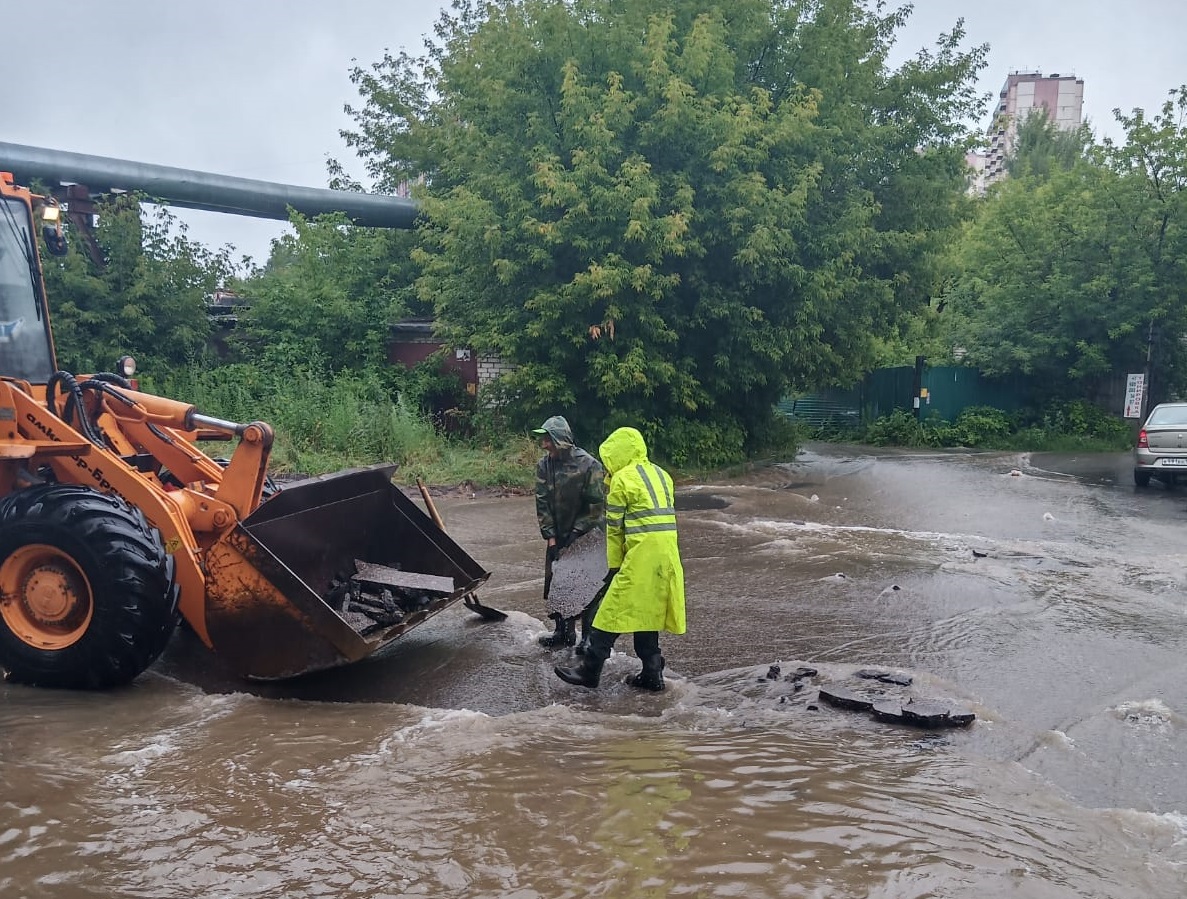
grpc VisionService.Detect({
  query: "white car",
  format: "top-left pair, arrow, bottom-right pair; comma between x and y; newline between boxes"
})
1134,402 -> 1187,486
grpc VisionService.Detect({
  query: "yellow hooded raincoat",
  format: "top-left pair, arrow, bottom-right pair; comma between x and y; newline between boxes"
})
592,427 -> 686,635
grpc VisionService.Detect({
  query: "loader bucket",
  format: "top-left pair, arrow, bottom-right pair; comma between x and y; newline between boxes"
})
201,464 -> 490,680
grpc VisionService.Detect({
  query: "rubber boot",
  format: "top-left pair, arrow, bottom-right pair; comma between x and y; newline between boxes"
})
537,614 -> 576,649
537,613 -> 562,648
626,654 -> 666,692
575,600 -> 599,656
554,652 -> 605,688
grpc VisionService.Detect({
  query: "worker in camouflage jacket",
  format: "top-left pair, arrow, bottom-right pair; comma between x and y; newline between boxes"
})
532,415 -> 606,650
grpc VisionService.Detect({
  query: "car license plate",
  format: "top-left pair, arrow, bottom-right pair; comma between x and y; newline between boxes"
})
1161,458 -> 1187,466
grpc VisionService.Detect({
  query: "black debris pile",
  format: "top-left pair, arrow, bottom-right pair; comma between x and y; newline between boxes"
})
325,560 -> 455,635
760,665 -> 819,701
758,664 -> 818,684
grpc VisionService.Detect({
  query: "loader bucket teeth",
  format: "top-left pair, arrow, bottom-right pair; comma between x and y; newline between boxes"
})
201,464 -> 489,680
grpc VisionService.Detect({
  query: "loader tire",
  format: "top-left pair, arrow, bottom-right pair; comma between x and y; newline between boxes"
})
0,485 -> 180,689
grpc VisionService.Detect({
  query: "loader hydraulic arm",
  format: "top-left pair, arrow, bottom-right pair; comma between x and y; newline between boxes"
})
92,385 -> 275,519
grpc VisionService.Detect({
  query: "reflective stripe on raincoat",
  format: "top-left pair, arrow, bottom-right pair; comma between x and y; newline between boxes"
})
593,427 -> 686,635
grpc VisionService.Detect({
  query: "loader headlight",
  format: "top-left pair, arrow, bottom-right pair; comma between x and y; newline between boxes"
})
42,204 -> 61,223
117,355 -> 136,378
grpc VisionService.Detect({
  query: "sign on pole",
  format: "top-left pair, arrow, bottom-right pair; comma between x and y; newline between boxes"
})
1123,373 -> 1145,419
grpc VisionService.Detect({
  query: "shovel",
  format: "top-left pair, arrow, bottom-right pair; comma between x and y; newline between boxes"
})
416,479 -> 508,622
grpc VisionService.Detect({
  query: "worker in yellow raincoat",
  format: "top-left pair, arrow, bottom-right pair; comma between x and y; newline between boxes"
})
555,426 -> 685,691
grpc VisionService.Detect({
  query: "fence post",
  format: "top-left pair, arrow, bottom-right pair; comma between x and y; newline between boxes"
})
911,355 -> 926,419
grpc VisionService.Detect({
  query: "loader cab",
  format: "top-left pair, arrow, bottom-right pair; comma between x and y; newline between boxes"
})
0,181 -> 56,383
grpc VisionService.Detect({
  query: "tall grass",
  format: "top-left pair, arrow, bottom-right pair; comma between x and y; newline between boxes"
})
147,363 -> 537,488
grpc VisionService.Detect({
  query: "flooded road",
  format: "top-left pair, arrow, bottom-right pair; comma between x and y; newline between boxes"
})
3,444 -> 1186,897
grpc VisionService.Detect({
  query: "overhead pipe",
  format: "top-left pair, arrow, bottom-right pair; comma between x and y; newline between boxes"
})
0,141 -> 418,229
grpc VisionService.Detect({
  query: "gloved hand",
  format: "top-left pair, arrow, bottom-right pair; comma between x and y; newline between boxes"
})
546,543 -> 560,564
603,567 -> 619,586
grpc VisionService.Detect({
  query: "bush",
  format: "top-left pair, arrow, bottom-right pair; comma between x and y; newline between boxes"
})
1034,400 -> 1132,443
856,402 -> 1131,451
391,352 -> 477,431
651,417 -> 746,468
748,413 -> 803,460
997,400 -> 1129,451
949,406 -> 1013,447
863,409 -> 934,446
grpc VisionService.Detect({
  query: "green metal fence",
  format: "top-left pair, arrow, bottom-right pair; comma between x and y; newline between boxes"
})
782,366 -> 1031,428
776,390 -> 863,431
869,366 -> 1027,421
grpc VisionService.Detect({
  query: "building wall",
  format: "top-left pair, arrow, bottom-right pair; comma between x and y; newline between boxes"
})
387,334 -> 480,394
981,71 -> 1084,189
387,326 -> 518,403
476,354 -> 516,390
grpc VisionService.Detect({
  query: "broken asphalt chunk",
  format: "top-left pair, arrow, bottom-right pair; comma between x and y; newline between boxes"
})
900,700 -> 976,729
855,669 -> 914,686
352,561 -> 453,595
819,684 -> 875,711
871,701 -> 905,724
855,668 -> 888,680
819,688 -> 975,730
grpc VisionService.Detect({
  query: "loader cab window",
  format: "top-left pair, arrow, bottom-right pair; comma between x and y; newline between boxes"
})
0,197 -> 55,383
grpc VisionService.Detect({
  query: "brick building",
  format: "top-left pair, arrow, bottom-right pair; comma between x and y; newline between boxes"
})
387,317 -> 514,398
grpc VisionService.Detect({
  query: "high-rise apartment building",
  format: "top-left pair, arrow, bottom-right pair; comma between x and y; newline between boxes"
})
972,71 -> 1085,191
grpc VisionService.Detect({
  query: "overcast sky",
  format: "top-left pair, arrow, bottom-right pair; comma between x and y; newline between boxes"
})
3,1 -> 1182,263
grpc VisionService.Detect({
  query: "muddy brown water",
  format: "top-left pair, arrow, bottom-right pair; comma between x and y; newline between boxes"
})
3,445 -> 1186,897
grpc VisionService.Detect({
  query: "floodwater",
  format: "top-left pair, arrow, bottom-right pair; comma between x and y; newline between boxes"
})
3,444 -> 1186,898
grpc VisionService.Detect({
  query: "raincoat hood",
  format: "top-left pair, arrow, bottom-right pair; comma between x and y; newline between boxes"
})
533,415 -> 575,450
599,427 -> 648,476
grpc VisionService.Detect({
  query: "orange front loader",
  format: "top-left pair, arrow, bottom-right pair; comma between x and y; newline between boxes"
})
0,173 -> 488,688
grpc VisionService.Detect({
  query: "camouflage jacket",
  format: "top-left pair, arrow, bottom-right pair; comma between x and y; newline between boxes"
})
534,415 -> 605,547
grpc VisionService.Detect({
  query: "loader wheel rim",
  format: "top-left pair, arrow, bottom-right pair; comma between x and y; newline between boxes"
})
0,544 -> 94,650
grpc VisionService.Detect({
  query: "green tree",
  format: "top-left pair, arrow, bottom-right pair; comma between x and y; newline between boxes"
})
1101,87 -> 1187,405
232,213 -> 422,373
342,0 -> 987,462
40,198 -> 228,374
943,86 -> 1187,404
1006,111 -> 1092,179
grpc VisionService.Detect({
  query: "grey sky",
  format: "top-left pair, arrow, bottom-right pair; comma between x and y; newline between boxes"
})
4,1 -> 1183,263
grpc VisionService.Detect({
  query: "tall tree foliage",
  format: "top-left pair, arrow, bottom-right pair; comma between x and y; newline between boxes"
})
944,86 -> 1187,405
232,214 -> 422,373
39,198 -> 228,374
344,0 -> 986,461
1102,87 -> 1187,404
1006,112 -> 1092,179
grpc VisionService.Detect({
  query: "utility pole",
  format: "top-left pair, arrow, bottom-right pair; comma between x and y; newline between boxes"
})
1143,318 -> 1155,422
911,355 -> 926,419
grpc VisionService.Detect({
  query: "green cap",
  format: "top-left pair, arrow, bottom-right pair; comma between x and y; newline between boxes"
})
531,427 -> 549,437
